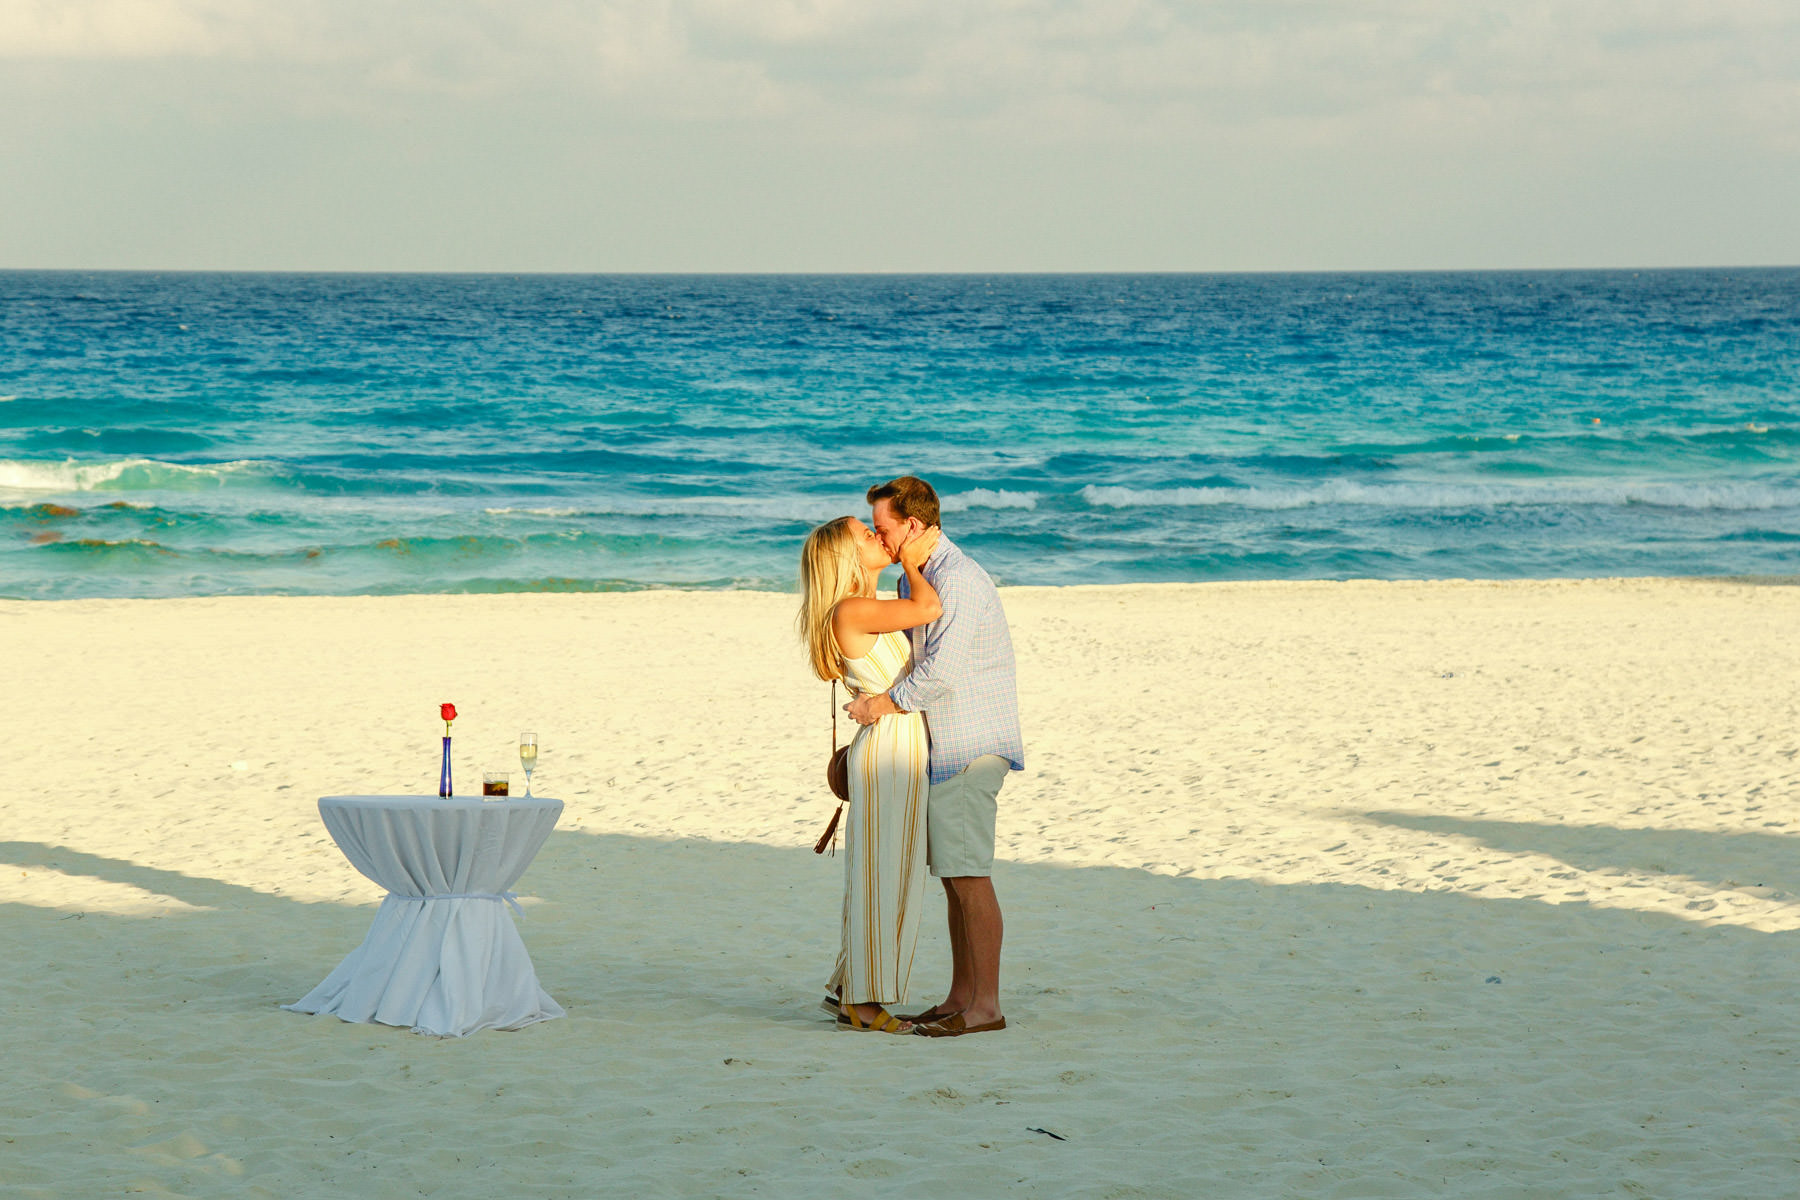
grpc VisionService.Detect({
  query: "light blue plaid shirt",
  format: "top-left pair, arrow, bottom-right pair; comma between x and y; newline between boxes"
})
887,535 -> 1025,785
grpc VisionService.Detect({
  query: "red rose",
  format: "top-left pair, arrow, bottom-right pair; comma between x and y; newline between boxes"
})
440,703 -> 457,723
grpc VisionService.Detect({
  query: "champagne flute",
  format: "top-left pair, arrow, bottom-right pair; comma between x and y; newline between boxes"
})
519,732 -> 538,797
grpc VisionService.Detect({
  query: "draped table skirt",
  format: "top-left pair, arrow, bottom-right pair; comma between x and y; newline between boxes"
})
283,794 -> 565,1037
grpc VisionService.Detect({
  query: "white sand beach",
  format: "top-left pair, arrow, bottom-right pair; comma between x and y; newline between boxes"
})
4,579 -> 1799,1197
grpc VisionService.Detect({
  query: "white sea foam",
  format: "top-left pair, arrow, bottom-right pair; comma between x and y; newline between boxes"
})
483,507 -> 587,518
483,496 -> 848,523
485,491 -> 1038,523
940,489 -> 1038,513
1080,481 -> 1800,512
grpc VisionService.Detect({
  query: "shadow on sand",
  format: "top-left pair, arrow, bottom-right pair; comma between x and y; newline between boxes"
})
1362,810 -> 1800,897
6,821 -> 1800,1195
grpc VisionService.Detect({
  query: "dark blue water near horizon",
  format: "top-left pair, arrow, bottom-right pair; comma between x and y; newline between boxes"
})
2,268 -> 1797,599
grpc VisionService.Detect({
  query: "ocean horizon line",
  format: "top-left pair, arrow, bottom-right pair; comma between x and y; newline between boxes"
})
5,264 -> 1799,279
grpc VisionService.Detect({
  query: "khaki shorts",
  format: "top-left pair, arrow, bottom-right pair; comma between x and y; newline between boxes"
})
927,755 -> 1011,878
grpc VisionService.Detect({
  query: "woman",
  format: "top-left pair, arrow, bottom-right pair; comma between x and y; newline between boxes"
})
797,515 -> 941,1033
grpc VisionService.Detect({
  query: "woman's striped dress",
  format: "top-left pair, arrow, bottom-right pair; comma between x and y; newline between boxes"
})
829,630 -> 930,1007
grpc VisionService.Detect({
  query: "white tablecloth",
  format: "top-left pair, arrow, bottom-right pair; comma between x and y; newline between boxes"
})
283,794 -> 565,1037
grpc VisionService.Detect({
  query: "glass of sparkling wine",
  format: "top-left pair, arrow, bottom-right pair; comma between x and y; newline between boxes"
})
519,732 -> 538,797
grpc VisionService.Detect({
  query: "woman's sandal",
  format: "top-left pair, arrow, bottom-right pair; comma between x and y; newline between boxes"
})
837,1004 -> 912,1034
819,992 -> 842,1018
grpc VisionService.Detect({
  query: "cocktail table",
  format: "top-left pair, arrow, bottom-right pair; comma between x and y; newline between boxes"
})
284,794 -> 565,1037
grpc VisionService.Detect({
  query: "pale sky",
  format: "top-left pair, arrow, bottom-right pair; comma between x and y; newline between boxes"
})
3,0 -> 1797,271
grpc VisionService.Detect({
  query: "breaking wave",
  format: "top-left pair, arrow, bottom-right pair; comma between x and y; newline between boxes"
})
0,457 -> 275,494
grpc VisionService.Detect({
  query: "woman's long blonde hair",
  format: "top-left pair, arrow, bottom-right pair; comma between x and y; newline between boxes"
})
797,516 -> 870,681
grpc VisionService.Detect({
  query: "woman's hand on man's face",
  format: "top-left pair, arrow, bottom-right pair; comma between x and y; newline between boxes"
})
899,524 -> 940,569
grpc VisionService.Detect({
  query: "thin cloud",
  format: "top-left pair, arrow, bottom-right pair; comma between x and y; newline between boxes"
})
8,1 -> 1795,121
0,0 -> 255,58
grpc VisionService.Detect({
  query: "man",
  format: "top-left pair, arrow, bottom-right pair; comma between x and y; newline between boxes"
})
845,475 -> 1024,1037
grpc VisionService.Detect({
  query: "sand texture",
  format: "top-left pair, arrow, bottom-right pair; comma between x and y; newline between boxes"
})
4,579 -> 1799,1197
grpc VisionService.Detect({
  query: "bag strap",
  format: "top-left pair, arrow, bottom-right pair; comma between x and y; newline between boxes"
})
817,677 -> 845,856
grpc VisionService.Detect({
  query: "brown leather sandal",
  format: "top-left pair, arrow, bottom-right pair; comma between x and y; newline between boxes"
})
912,1012 -> 1006,1037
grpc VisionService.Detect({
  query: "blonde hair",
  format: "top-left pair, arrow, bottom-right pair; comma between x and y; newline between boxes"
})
797,516 -> 869,682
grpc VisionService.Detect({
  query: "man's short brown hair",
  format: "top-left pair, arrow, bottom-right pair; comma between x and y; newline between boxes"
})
866,475 -> 940,527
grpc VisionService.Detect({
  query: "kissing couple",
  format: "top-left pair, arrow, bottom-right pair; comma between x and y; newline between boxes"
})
797,475 -> 1024,1036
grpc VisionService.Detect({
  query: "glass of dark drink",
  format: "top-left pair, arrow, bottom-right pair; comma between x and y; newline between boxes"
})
482,773 -> 510,798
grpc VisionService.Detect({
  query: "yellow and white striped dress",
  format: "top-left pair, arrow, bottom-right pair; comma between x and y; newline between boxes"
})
829,630 -> 930,1007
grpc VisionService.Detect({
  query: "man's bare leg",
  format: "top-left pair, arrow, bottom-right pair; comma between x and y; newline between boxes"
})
905,880 -> 970,1021
944,875 -> 1003,1026
939,879 -> 973,1015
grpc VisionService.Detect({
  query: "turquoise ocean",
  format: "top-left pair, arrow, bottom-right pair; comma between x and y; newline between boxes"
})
2,269 -> 1796,600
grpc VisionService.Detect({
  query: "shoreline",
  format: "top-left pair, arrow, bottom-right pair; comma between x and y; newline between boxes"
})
5,569 -> 1799,608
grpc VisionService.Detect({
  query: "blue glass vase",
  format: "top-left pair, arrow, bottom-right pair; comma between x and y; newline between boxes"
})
439,736 -> 453,797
